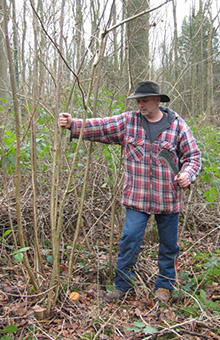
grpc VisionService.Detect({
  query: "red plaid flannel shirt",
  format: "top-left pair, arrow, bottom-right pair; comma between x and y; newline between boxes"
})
70,107 -> 201,214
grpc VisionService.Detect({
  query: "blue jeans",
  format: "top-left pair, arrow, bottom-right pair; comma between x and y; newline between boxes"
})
114,208 -> 179,292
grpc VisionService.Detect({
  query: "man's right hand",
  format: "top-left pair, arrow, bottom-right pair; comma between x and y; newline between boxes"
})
59,112 -> 73,129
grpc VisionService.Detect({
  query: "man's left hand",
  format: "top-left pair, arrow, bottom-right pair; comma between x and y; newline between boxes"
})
174,172 -> 191,188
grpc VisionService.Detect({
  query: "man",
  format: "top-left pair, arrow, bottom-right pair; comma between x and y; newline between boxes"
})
59,81 -> 201,303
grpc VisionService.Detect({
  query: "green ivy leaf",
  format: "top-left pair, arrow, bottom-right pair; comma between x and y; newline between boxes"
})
0,229 -> 12,242
3,324 -> 17,333
3,230 -> 12,237
143,326 -> 158,334
47,255 -> 53,264
10,247 -> 30,256
66,245 -> 72,250
127,327 -> 142,333
133,321 -> 145,328
211,179 -> 219,187
14,253 -> 23,263
106,282 -> 114,293
200,289 -> 206,300
0,335 -> 14,340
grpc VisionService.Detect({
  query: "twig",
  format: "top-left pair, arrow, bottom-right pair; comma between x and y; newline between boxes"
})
31,323 -> 56,340
143,301 -> 160,317
180,187 -> 194,238
179,329 -> 210,339
180,225 -> 220,259
102,0 -> 172,37
93,295 -> 129,340
142,317 -> 199,339
0,285 -> 57,298
28,0 -> 86,108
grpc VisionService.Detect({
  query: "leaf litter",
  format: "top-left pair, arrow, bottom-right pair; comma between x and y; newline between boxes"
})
0,193 -> 220,339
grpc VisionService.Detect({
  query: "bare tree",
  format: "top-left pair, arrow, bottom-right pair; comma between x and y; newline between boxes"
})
3,0 -> 39,291
0,0 -> 7,99
30,0 -> 44,279
75,0 -> 85,69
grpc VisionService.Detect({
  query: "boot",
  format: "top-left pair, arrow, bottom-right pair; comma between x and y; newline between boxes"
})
155,288 -> 171,303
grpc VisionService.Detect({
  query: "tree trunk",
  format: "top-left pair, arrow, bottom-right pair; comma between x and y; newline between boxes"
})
198,0 -> 204,114
47,0 -> 65,315
126,0 -> 150,84
4,0 -> 39,292
75,0 -> 85,69
172,0 -> 178,82
206,2 -> 214,119
0,0 -> 8,100
10,0 -> 19,89
31,0 -> 44,278
21,2 -> 27,87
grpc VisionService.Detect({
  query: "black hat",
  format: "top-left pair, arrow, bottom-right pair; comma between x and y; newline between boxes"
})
127,81 -> 170,102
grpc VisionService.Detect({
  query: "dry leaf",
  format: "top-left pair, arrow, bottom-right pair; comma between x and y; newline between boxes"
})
135,308 -> 142,317
69,291 -> 80,301
208,331 -> 220,340
86,291 -> 95,298
165,308 -> 176,321
0,293 -> 8,303
60,264 -> 68,271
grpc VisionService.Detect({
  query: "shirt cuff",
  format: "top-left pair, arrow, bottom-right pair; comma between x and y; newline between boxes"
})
69,121 -> 74,141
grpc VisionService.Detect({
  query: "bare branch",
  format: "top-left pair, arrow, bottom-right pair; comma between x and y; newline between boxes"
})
102,0 -> 172,37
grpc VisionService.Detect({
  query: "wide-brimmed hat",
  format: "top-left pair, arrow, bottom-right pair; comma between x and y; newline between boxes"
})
127,81 -> 170,102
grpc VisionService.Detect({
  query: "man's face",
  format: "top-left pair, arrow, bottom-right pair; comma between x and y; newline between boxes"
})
136,96 -> 160,117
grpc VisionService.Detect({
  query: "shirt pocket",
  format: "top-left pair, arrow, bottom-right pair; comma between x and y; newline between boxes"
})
125,137 -> 145,161
160,140 -> 176,153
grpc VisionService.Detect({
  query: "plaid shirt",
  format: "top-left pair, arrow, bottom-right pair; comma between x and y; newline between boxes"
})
70,107 -> 201,214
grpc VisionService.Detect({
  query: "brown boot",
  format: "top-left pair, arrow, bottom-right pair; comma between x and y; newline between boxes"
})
155,288 -> 171,303
104,289 -> 126,303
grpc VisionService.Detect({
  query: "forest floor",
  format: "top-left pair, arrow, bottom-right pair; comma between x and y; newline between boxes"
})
0,207 -> 220,340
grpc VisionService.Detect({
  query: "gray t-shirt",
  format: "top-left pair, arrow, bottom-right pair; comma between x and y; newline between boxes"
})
141,111 -> 168,143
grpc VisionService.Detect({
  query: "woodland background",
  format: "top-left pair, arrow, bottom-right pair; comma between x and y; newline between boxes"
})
0,0 -> 220,339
